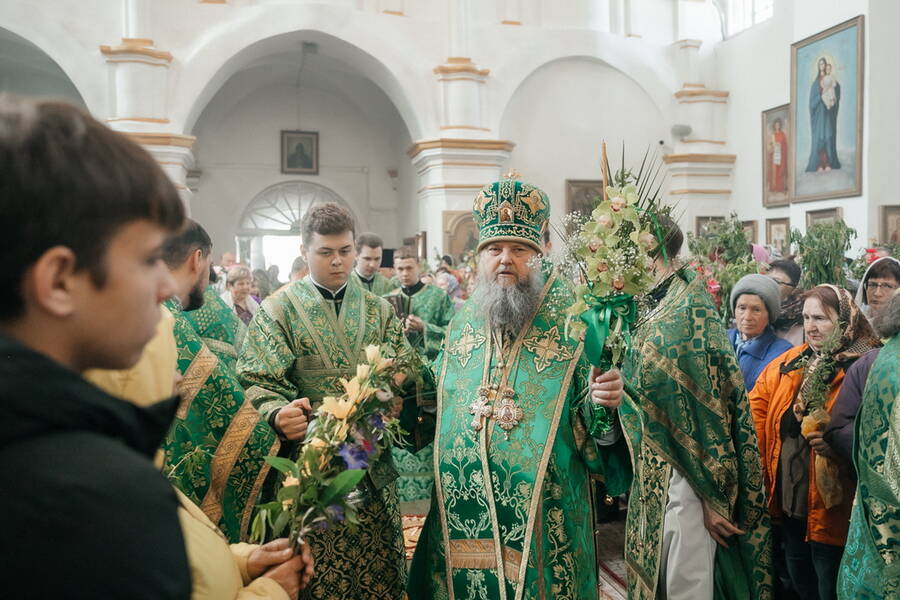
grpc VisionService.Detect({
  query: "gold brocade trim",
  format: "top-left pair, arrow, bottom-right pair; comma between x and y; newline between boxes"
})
283,280 -> 335,369
644,341 -> 726,419
202,337 -> 237,358
478,413 -> 509,600
240,437 -> 281,541
177,345 -> 218,419
198,400 -> 261,525
448,539 -> 522,581
433,323 -> 457,600
514,340 -> 583,599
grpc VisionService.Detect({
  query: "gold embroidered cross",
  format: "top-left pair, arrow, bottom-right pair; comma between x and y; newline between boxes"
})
450,323 -> 486,368
522,325 -> 573,373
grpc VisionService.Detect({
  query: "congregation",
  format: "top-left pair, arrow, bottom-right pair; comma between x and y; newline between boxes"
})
1,95 -> 898,600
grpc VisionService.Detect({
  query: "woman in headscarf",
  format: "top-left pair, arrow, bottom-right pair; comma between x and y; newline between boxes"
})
748,285 -> 881,600
837,289 -> 900,598
854,255 -> 900,319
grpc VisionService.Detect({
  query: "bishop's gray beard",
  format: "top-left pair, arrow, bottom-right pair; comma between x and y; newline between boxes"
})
473,268 -> 545,333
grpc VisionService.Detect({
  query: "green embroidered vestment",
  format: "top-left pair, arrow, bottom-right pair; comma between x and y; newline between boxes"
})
183,286 -> 246,371
408,273 -> 628,600
619,270 -> 773,600
385,283 -> 454,503
838,336 -> 900,599
236,276 -> 435,600
163,299 -> 279,543
351,270 -> 398,297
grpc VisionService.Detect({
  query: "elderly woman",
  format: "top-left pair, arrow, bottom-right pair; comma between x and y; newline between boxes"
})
749,285 -> 881,600
728,274 -> 794,391
221,265 -> 260,325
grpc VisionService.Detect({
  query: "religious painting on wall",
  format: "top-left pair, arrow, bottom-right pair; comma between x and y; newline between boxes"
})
442,210 -> 478,263
882,206 -> 900,244
790,16 -> 864,203
806,207 -> 843,228
565,179 -> 603,221
762,104 -> 790,207
766,218 -> 790,254
742,220 -> 759,244
281,130 -> 319,175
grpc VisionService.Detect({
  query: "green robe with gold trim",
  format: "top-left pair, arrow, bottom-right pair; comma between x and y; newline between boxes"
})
408,272 -> 629,600
163,299 -> 280,543
385,283 -> 454,503
236,276 -> 435,600
352,270 -> 398,297
838,334 -> 900,599
619,269 -> 772,600
183,286 -> 247,371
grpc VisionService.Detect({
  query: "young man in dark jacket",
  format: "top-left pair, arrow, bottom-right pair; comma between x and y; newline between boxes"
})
0,97 -> 191,598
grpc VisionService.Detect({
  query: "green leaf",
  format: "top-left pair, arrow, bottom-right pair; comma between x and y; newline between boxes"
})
265,456 -> 300,478
277,484 -> 299,502
321,469 -> 366,506
272,508 -> 292,537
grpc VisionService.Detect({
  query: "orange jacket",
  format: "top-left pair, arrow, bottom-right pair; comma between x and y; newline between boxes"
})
748,344 -> 855,546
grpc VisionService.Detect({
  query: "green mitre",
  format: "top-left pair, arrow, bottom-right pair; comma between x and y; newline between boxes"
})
473,177 -> 549,253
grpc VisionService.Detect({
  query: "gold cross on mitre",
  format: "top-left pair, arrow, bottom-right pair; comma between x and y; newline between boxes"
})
503,168 -> 522,180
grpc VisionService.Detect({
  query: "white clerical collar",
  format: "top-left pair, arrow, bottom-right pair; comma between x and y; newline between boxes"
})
355,268 -> 374,283
309,275 -> 347,297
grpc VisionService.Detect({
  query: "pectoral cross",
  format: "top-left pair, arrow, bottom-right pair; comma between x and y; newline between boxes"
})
469,385 -> 496,431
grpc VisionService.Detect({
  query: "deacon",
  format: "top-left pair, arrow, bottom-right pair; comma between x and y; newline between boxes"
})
407,177 -> 627,599
385,246 -> 454,362
162,220 -> 280,543
237,203 -> 435,600
619,216 -> 772,600
351,232 -> 398,295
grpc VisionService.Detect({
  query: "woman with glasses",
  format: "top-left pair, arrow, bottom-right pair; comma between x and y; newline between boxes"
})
855,256 -> 900,319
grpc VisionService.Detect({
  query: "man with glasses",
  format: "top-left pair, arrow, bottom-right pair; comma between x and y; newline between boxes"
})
768,259 -> 804,345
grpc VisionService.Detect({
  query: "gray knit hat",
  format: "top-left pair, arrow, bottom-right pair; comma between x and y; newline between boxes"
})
730,274 -> 781,322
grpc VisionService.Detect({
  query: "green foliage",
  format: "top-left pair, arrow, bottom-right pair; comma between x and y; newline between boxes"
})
790,221 -> 856,288
686,213 -> 762,322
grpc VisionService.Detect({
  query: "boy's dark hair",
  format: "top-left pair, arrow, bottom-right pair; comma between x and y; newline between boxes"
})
656,213 -> 684,260
769,259 -> 802,287
0,96 -> 185,320
301,203 -> 355,246
162,220 -> 212,269
355,232 -> 383,252
393,246 -> 417,261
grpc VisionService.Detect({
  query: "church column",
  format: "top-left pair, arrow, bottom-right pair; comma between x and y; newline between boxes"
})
101,0 -> 195,208
665,37 -> 735,239
408,0 -> 514,259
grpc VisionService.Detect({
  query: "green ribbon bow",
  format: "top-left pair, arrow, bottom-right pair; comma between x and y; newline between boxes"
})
579,293 -> 637,369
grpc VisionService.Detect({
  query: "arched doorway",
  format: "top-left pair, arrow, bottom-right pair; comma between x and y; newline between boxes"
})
236,180 -> 349,276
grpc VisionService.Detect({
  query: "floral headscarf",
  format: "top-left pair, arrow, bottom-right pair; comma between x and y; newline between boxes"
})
793,284 -> 881,420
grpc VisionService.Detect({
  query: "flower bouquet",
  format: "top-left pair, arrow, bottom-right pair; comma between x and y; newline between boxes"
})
250,344 -> 415,550
560,146 -> 668,435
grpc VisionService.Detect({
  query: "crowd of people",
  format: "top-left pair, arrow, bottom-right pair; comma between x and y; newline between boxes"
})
2,97 -> 898,600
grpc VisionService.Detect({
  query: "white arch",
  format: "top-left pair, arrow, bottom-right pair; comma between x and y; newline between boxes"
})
238,179 -> 353,236
171,5 -> 434,138
488,31 -> 677,133
0,1 -> 105,115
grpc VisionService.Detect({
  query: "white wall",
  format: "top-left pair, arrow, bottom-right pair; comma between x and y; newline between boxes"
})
189,60 -> 413,255
499,57 -> 667,234
715,0 -> 874,251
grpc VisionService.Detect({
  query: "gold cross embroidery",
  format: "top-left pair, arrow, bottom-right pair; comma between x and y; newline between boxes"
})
450,323 -> 486,368
522,325 -> 573,373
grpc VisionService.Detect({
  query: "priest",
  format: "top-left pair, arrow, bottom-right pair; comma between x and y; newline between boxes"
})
407,177 -> 627,600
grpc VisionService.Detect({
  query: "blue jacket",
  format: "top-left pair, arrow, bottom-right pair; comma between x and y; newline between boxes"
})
727,327 -> 794,392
